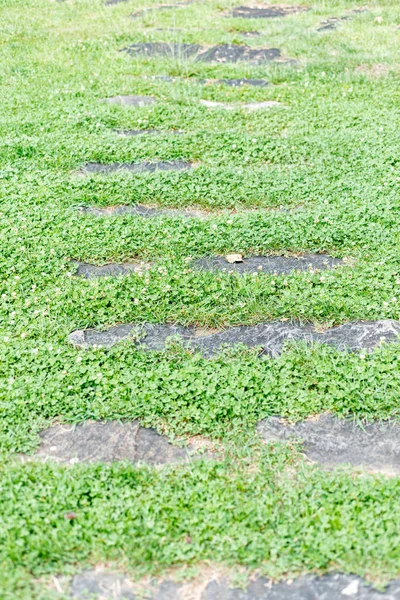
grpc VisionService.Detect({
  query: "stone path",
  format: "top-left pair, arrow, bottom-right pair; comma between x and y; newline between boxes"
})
68,569 -> 400,599
80,161 -> 192,175
71,260 -> 151,279
122,42 -> 282,64
77,204 -> 206,218
69,320 -> 400,356
257,414 -> 400,475
193,253 -> 345,274
29,420 -> 199,465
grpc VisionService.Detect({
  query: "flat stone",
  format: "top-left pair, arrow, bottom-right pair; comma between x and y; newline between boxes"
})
80,161 -> 192,174
194,253 -> 344,274
104,95 -> 156,106
257,413 -> 400,475
34,420 -> 191,465
231,5 -> 308,19
214,78 -> 270,87
71,261 -> 151,279
200,99 -> 281,110
115,129 -> 184,136
77,204 -> 205,218
122,42 -> 202,58
69,570 -> 400,599
197,44 -> 281,63
68,320 -> 400,357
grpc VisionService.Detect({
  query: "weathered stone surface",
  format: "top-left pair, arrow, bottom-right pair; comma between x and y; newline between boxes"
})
122,42 -> 281,64
80,161 -> 191,174
231,5 -> 308,19
78,204 -> 205,218
197,44 -> 281,64
115,128 -> 184,136
257,413 -> 400,475
69,570 -> 400,599
215,78 -> 269,87
71,261 -> 151,279
200,99 -> 281,110
34,420 -> 191,465
194,253 -> 344,274
69,320 -> 400,357
104,95 -> 155,106
122,42 -> 202,58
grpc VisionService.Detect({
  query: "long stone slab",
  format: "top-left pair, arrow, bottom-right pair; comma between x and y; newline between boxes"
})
31,421 -> 194,465
69,570 -> 400,599
71,261 -> 151,279
257,414 -> 400,475
68,320 -> 400,357
80,161 -> 192,175
122,42 -> 282,64
77,204 -> 206,218
194,253 -> 344,274
231,5 -> 308,18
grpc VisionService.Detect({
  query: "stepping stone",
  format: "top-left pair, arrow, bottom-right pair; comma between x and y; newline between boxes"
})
231,5 -> 308,19
32,420 -> 194,465
200,100 -> 281,110
194,253 -> 344,274
71,261 -> 151,279
115,129 -> 184,136
77,204 -> 205,218
104,95 -> 155,106
69,570 -> 400,599
197,44 -> 281,64
68,320 -> 400,357
257,413 -> 400,475
122,42 -> 202,58
317,8 -> 368,31
213,78 -> 269,87
80,161 -> 192,175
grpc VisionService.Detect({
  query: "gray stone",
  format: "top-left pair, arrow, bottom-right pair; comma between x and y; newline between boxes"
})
80,161 -> 192,174
68,320 -> 400,357
122,42 -> 202,58
71,261 -> 151,279
197,44 -> 281,64
194,253 -> 344,275
69,571 -> 400,599
104,95 -> 155,106
34,420 -> 191,465
214,78 -> 269,87
257,414 -> 400,475
77,204 -> 204,218
231,5 -> 307,19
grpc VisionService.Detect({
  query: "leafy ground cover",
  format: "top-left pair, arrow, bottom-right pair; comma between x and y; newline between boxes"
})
2,0 -> 400,597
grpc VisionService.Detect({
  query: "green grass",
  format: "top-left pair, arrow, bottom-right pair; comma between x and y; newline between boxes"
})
2,0 -> 400,596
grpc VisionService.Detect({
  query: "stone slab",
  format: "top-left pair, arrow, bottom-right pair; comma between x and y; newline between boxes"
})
257,413 -> 400,475
194,253 -> 344,274
231,5 -> 308,19
317,9 -> 368,31
122,42 -> 281,64
200,100 -> 281,110
214,78 -> 270,87
71,261 -> 151,279
34,420 -> 191,465
104,95 -> 155,106
69,320 -> 400,357
77,204 -> 205,218
80,161 -> 191,174
70,570 -> 400,599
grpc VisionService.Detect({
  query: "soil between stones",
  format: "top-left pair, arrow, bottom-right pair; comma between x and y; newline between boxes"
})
69,570 -> 400,599
257,414 -> 400,475
80,161 -> 192,174
68,320 -> 400,356
194,253 -> 344,274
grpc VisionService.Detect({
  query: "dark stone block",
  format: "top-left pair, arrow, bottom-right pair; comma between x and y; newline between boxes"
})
257,413 -> 400,475
78,204 -> 204,218
122,42 -> 202,58
194,253 -> 344,275
214,78 -> 270,87
80,161 -> 192,174
197,44 -> 280,63
104,95 -> 155,106
71,261 -> 151,279
34,420 -> 191,465
69,320 -> 400,357
231,5 -> 308,19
